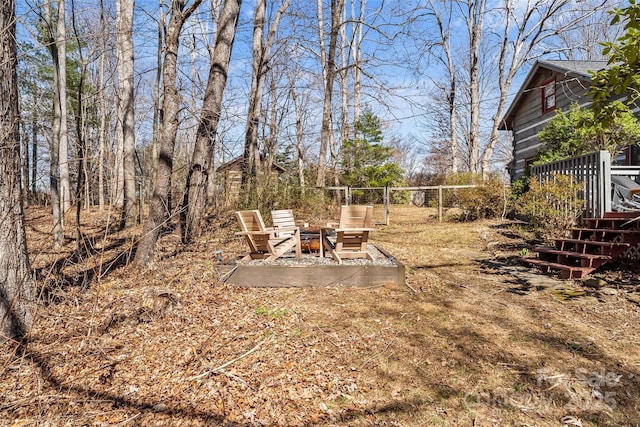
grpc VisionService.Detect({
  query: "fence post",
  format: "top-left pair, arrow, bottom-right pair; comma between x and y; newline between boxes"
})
599,150 -> 611,216
438,185 -> 443,223
383,186 -> 389,225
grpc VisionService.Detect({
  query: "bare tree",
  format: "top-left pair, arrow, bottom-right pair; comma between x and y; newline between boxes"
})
241,0 -> 289,192
56,0 -> 71,215
315,0 -> 345,188
544,0 -> 623,61
1,0 -> 35,340
286,43 -> 311,190
134,0 -> 203,266
350,0 -> 364,126
182,0 -> 241,243
479,0 -> 612,177
97,0 -> 109,210
466,0 -> 485,175
42,0 -> 67,246
116,0 -> 137,227
415,0 -> 460,174
69,0 -> 89,251
339,0 -> 349,162
150,0 -> 167,198
408,0 -> 614,176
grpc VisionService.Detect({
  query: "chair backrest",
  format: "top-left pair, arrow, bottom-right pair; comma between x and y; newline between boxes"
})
339,205 -> 373,228
235,210 -> 269,253
271,209 -> 296,237
236,210 -> 267,233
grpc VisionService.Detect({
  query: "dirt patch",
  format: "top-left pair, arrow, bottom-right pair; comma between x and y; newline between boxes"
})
1,205 -> 639,426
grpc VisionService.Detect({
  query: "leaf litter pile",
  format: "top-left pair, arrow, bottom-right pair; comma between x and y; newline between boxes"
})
2,205 -> 640,426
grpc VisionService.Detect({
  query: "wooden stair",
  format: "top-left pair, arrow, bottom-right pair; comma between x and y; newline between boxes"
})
525,212 -> 640,279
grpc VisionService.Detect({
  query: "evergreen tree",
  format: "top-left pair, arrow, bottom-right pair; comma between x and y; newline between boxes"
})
340,111 -> 403,203
340,110 -> 404,201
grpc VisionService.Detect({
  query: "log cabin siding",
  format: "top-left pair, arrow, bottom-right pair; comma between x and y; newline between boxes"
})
216,156 -> 286,205
501,60 -> 608,180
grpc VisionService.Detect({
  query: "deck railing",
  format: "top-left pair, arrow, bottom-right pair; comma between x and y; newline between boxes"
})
530,151 -> 611,218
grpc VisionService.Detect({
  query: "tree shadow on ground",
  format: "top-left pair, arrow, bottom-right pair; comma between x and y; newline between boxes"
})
412,287 -> 640,426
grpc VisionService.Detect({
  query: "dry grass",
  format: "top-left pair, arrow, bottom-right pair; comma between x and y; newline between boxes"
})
1,204 -> 639,426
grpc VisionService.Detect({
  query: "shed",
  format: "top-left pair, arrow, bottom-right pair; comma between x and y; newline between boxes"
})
216,156 -> 286,203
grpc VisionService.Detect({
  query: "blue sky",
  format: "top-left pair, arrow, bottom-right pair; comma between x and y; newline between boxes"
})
14,0 -> 621,176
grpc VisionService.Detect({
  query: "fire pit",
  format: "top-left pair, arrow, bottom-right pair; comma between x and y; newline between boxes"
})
300,227 -> 321,253
215,242 -> 403,288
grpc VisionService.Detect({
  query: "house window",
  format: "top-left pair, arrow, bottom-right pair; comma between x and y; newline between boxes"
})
542,77 -> 556,113
524,157 -> 535,175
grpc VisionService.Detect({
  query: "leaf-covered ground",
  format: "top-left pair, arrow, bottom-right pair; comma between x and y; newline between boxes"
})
2,205 -> 639,426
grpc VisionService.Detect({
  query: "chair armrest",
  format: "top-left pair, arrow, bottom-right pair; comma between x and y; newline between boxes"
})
320,223 -> 339,231
331,227 -> 376,232
271,226 -> 299,233
235,230 -> 274,236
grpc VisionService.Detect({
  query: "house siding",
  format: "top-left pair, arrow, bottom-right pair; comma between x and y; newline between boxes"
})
503,60 -> 640,182
508,68 -> 595,180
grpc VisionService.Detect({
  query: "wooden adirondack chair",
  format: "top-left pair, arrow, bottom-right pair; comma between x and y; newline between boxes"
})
235,210 -> 302,261
271,209 -> 297,238
320,205 -> 375,264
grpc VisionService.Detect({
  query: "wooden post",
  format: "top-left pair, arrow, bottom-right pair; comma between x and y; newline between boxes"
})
438,185 -> 443,223
384,186 -> 389,225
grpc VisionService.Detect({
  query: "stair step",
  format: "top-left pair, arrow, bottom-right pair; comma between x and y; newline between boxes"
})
603,212 -> 640,219
555,238 -> 630,248
569,228 -> 640,243
524,212 -> 640,280
582,217 -> 640,228
524,258 -> 592,279
534,247 -> 611,269
570,227 -> 640,234
534,247 -> 611,260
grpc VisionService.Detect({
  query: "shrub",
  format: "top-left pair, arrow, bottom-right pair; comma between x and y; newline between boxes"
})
516,173 -> 584,240
510,174 -> 530,203
439,172 -> 508,221
236,177 -> 336,224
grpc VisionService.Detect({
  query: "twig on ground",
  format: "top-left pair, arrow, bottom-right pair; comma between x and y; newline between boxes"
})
359,332 -> 399,371
219,368 -> 252,389
187,337 -> 270,380
116,412 -> 141,426
314,325 -> 344,351
405,281 -> 418,293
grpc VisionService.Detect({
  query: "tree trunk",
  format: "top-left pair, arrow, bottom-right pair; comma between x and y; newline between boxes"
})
97,0 -> 107,210
43,0 -> 63,246
31,108 -> 37,198
242,0 -> 265,189
339,2 -> 349,153
316,0 -> 344,188
241,0 -> 289,194
352,0 -> 364,126
151,0 -> 166,200
135,0 -> 203,265
290,85 -> 306,189
57,0 -> 71,214
0,0 -> 35,340
21,109 -> 29,204
182,0 -> 241,243
117,0 -> 137,227
71,0 -> 87,252
264,72 -> 278,171
467,0 -> 484,174
429,0 -> 458,173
